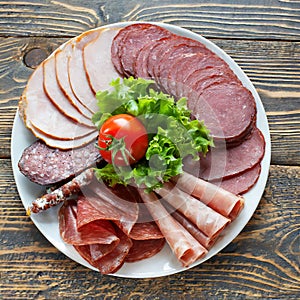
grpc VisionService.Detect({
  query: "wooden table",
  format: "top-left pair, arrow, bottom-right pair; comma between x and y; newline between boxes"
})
1,1 -> 299,299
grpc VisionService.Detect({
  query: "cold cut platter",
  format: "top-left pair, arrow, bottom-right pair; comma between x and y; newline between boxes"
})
11,22 -> 271,278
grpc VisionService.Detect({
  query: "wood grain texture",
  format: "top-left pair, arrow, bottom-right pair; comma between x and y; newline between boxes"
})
1,161 -> 299,299
1,0 -> 300,41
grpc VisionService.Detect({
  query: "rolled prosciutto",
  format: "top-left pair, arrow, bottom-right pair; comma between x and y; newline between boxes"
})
156,183 -> 230,239
175,172 -> 244,220
138,190 -> 207,267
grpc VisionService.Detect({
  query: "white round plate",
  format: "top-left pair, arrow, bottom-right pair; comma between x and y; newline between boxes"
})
11,22 -> 271,278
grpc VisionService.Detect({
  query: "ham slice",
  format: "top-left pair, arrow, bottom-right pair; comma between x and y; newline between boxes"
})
156,183 -> 230,239
83,28 -> 121,93
43,56 -> 95,127
19,65 -> 97,142
139,190 -> 207,267
55,43 -> 94,118
68,29 -> 101,113
175,172 -> 245,220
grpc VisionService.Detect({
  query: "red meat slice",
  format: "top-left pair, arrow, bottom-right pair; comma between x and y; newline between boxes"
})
216,163 -> 262,195
75,225 -> 132,274
125,238 -> 165,263
59,200 -> 119,246
189,82 -> 256,144
198,126 -> 265,181
118,24 -> 172,77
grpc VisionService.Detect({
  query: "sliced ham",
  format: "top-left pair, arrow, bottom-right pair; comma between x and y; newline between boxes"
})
125,238 -> 165,263
139,190 -> 207,267
156,182 -> 230,239
55,43 -> 94,118
68,29 -> 101,113
43,56 -> 95,127
175,172 -> 245,220
83,28 -> 121,94
19,65 -> 97,142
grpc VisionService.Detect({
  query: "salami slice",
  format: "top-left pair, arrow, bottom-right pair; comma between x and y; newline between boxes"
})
125,238 -> 165,263
156,183 -> 230,239
139,190 -> 207,267
18,139 -> 99,186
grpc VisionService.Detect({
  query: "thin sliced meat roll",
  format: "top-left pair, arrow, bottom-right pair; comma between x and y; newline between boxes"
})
175,172 -> 245,220
19,65 -> 97,142
139,190 -> 207,267
43,56 -> 95,127
83,28 -> 121,94
156,183 -> 230,239
68,29 -> 101,113
55,43 -> 94,118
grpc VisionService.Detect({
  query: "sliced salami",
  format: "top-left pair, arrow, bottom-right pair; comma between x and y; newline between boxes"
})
125,238 -> 165,263
18,139 -> 99,186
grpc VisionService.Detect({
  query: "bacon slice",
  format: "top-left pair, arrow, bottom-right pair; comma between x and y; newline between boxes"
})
55,43 -> 94,118
19,65 -> 97,143
175,172 -> 245,220
139,190 -> 207,267
43,56 -> 95,127
156,183 -> 230,239
68,29 -> 101,113
83,28 -> 121,94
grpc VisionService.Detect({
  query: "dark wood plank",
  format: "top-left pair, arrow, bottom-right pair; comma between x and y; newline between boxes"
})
0,0 -> 300,40
0,36 -> 299,165
1,159 -> 299,299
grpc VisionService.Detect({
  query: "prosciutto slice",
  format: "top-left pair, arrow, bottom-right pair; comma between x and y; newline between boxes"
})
59,200 -> 119,246
156,183 -> 230,239
55,43 -> 94,118
19,65 -> 97,142
83,28 -> 121,93
175,172 -> 245,220
139,190 -> 207,267
86,181 -> 139,235
68,29 -> 101,113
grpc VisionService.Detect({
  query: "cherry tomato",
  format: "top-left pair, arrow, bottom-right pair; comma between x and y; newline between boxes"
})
98,114 -> 148,166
